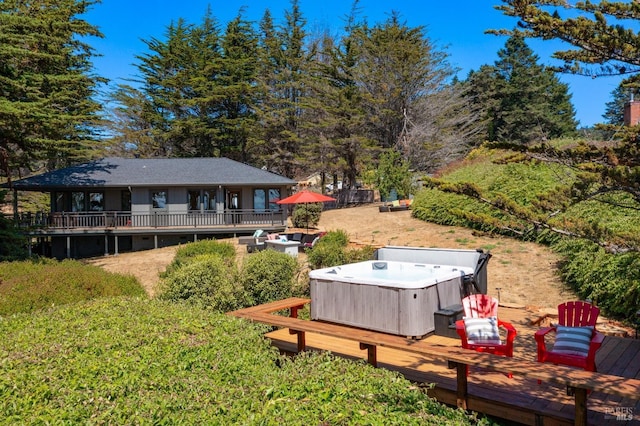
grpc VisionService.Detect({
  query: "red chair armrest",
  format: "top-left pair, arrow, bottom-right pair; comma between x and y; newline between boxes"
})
591,330 -> 605,346
534,326 -> 556,344
455,319 -> 469,346
497,319 -> 517,343
587,331 -> 605,356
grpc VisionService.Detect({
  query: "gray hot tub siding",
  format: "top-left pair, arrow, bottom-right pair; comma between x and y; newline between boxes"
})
310,268 -> 466,337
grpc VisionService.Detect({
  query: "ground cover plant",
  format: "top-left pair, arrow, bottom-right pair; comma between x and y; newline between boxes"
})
412,142 -> 640,323
0,297 -> 485,425
306,230 -> 375,270
0,258 -> 144,316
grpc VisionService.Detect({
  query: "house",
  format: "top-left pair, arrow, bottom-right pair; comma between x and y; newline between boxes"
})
9,157 -> 297,259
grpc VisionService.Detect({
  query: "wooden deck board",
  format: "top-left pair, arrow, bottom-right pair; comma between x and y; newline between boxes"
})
252,302 -> 640,425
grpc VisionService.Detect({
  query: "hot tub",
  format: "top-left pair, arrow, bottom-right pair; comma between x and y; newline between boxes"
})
309,260 -> 474,337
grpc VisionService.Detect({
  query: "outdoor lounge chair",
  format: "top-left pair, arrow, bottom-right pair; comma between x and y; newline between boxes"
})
456,294 -> 517,376
535,301 -> 604,373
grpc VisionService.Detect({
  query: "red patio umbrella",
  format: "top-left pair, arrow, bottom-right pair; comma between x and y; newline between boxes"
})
277,190 -> 336,231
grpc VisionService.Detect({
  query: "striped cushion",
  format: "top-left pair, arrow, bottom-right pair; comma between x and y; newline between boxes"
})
463,316 -> 501,345
552,325 -> 593,357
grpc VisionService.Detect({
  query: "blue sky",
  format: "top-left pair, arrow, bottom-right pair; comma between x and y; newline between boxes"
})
84,0 -> 628,127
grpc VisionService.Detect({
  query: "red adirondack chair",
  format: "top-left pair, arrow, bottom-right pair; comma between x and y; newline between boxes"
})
535,301 -> 605,372
455,294 -> 517,376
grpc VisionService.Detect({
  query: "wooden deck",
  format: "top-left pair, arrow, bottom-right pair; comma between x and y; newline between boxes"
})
232,300 -> 640,425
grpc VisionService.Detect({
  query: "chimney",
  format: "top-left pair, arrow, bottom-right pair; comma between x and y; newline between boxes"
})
623,95 -> 640,126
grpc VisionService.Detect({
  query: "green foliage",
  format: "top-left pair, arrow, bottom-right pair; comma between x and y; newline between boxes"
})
0,191 -> 27,261
464,35 -> 577,144
306,230 -> 376,270
158,254 -> 244,312
412,142 -> 640,322
0,298 -> 476,424
495,1 -> 640,81
373,150 -> 415,200
0,0 -> 105,177
317,229 -> 349,247
163,239 -> 236,276
554,239 -> 640,323
241,249 -> 300,305
292,202 -> 322,229
0,259 -> 144,316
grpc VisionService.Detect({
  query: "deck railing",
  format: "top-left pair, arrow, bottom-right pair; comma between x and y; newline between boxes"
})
15,210 -> 286,230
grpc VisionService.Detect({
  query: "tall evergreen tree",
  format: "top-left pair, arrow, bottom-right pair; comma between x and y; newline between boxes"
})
109,12 -> 228,158
217,13 -> 260,162
467,35 -> 577,144
0,0 -> 105,182
603,83 -> 640,126
255,0 -> 310,178
303,5 -> 375,190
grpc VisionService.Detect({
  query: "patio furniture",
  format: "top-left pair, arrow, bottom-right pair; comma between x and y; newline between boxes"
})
302,231 -> 326,249
535,301 -> 604,373
456,294 -> 517,376
265,239 -> 300,257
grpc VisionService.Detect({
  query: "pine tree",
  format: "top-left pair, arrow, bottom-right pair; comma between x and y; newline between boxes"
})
217,13 -> 260,162
302,6 -> 375,190
0,0 -> 105,182
108,12 -> 225,158
254,0 -> 310,178
603,84 -> 640,126
467,35 -> 577,144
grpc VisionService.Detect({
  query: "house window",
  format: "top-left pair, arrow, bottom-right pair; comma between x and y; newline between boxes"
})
71,192 -> 85,212
269,189 -> 281,211
253,189 -> 266,212
253,188 -> 281,211
121,190 -> 131,211
151,190 -> 167,209
188,189 -> 217,212
89,192 -> 104,211
203,189 -> 216,211
188,190 -> 200,211
54,192 -> 68,212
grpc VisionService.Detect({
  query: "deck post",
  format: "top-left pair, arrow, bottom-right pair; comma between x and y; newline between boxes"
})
359,343 -> 377,367
289,329 -> 305,352
574,388 -> 587,426
451,362 -> 468,410
114,235 -> 119,256
290,305 -> 304,318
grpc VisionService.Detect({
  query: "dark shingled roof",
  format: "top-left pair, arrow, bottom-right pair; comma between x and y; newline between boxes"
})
10,157 -> 297,190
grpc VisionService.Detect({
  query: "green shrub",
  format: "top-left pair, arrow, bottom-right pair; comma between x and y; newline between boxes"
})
0,258 -> 144,316
317,229 -> 349,247
241,249 -> 300,305
306,230 -> 375,270
0,190 -> 28,261
292,202 -> 322,229
346,245 -> 377,263
0,298 -> 477,424
307,240 -> 348,270
553,238 -> 640,323
163,239 -> 236,276
159,254 -> 245,312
